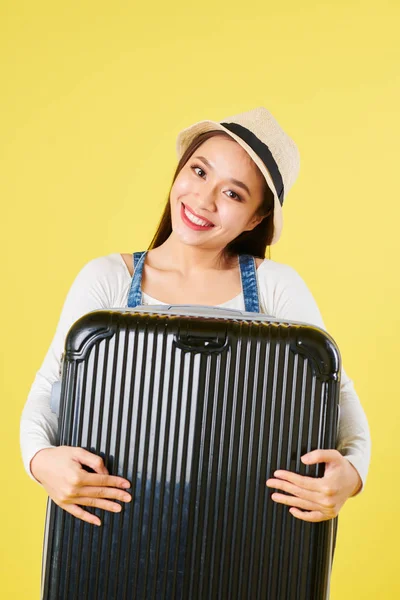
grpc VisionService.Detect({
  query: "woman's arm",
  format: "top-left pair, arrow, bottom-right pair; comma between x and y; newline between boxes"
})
260,261 -> 371,493
20,256 -> 114,483
21,255 -> 134,526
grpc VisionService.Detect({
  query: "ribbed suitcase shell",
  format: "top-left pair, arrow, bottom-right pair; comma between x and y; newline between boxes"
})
41,306 -> 340,600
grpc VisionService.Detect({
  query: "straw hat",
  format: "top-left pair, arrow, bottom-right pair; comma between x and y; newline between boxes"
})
175,106 -> 300,245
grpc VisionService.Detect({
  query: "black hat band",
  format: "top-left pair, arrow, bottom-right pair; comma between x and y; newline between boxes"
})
220,122 -> 284,205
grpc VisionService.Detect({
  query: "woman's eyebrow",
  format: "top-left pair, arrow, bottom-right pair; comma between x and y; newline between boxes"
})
194,155 -> 251,196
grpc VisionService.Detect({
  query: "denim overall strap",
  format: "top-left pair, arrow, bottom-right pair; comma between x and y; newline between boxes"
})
238,254 -> 261,313
126,251 -> 147,308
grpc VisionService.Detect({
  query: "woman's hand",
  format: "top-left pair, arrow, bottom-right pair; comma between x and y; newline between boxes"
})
30,446 -> 132,526
266,449 -> 362,522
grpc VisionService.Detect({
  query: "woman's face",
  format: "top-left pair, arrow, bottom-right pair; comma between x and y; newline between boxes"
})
169,135 -> 266,251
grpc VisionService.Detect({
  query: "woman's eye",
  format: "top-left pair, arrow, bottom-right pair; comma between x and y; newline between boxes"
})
226,190 -> 242,201
191,165 -> 206,178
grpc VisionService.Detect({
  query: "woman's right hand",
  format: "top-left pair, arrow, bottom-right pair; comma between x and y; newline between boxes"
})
30,446 -> 132,526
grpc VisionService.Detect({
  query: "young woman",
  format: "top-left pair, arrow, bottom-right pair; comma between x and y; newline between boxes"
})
20,106 -> 371,530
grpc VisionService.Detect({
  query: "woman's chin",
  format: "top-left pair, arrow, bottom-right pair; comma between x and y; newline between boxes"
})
174,229 -> 209,246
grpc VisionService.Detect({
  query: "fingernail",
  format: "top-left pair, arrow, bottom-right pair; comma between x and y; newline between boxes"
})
122,481 -> 131,488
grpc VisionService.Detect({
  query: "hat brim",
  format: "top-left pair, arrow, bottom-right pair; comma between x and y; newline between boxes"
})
176,119 -> 283,246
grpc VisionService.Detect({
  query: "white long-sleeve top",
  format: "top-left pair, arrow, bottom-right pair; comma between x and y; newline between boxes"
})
20,252 -> 371,492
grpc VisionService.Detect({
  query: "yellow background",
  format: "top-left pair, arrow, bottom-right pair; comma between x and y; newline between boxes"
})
1,1 -> 399,597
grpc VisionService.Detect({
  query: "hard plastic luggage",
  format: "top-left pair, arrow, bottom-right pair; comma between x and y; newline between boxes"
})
41,305 -> 340,600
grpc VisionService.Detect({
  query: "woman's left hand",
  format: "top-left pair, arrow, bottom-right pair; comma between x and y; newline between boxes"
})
265,449 -> 362,522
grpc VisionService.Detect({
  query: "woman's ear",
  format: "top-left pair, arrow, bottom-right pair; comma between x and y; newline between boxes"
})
244,210 -> 270,232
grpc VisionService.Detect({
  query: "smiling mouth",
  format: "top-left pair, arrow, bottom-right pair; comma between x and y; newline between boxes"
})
181,203 -> 215,228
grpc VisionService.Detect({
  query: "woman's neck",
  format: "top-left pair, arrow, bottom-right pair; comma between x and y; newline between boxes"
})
148,234 -> 236,275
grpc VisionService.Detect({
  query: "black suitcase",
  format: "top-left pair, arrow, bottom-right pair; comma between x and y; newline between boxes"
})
41,305 -> 340,600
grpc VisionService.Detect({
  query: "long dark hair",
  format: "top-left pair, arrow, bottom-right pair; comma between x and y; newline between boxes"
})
147,130 -> 274,259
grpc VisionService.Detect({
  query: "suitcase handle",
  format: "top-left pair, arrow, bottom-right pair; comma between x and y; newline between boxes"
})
173,333 -> 229,354
136,304 -> 247,317
169,304 -> 245,316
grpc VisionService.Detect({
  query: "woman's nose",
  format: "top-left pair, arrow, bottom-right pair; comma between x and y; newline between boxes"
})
196,190 -> 218,212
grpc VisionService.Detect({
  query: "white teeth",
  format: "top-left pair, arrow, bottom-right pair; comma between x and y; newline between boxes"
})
184,206 -> 212,227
